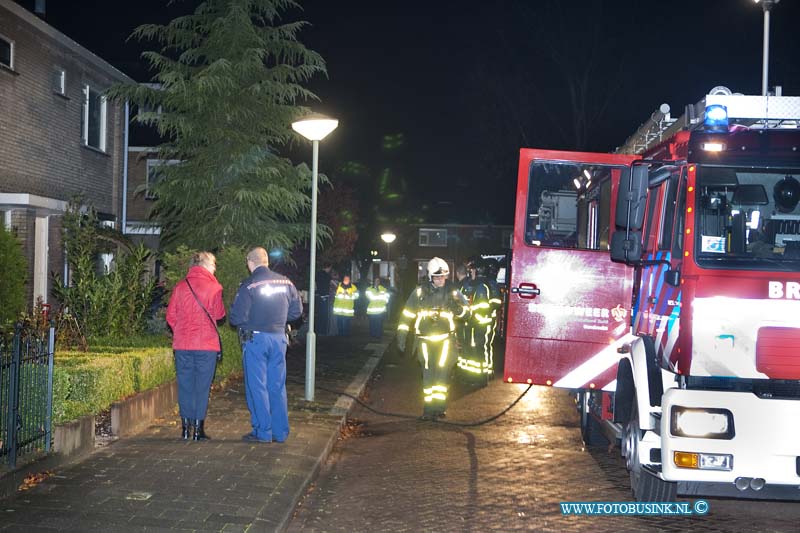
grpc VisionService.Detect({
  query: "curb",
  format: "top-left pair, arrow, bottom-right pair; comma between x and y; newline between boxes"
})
272,341 -> 388,532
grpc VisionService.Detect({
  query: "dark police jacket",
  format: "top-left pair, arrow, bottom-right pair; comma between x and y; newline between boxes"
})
229,266 -> 302,334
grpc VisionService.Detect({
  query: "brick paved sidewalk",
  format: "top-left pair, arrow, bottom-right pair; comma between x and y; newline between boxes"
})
0,322 -> 387,532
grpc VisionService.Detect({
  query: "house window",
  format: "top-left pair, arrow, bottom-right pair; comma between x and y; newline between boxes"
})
419,228 -> 447,247
0,35 -> 13,70
53,68 -> 66,95
136,101 -> 162,118
82,84 -> 107,151
146,159 -> 180,199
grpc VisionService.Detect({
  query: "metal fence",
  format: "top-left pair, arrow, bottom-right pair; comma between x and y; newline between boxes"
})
0,325 -> 55,469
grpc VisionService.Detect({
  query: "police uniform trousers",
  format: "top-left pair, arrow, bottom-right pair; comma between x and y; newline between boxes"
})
315,294 -> 331,335
368,312 -> 385,338
242,332 -> 289,442
335,314 -> 353,336
174,350 -> 217,421
417,335 -> 455,415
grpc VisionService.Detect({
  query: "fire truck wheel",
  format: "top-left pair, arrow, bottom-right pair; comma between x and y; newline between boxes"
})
578,391 -> 606,447
626,401 -> 677,502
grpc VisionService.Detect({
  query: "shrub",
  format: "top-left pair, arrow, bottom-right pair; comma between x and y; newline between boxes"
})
51,333 -> 244,424
52,201 -> 156,341
215,246 -> 249,308
52,347 -> 174,424
0,225 -> 28,327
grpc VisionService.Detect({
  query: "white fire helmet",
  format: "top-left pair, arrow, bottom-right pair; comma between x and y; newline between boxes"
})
427,257 -> 450,279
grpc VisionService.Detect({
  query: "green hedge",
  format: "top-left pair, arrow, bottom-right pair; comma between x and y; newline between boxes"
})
53,328 -> 244,424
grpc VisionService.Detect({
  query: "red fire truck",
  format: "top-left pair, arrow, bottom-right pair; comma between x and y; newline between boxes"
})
505,86 -> 800,501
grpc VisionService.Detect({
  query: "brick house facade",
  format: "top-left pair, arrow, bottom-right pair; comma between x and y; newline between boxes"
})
0,0 -> 134,305
401,224 -> 512,281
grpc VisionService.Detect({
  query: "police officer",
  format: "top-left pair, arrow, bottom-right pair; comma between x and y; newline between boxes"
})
333,274 -> 359,336
365,277 -> 390,338
396,257 -> 468,418
230,247 -> 302,443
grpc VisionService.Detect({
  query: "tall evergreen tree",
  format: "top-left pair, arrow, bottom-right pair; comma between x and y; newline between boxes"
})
108,0 -> 328,251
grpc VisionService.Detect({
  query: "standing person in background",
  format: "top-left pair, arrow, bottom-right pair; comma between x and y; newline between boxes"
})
365,277 -> 390,338
166,252 -> 225,441
229,247 -> 302,443
454,264 -> 472,358
315,263 -> 334,335
333,274 -> 359,336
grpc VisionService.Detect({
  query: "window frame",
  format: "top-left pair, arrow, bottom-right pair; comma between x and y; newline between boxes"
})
0,34 -> 14,70
53,67 -> 66,96
82,84 -> 107,152
418,228 -> 448,247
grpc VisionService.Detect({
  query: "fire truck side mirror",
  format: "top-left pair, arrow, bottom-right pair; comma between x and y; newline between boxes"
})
615,166 -> 649,231
664,269 -> 681,287
610,230 -> 642,263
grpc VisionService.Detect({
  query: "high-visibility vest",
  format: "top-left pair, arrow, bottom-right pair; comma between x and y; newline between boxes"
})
333,283 -> 359,316
365,285 -> 390,315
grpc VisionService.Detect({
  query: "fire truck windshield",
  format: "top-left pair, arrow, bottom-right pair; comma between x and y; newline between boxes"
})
695,165 -> 800,271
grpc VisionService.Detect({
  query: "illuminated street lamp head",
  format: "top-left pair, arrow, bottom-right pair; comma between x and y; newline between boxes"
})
381,232 -> 397,244
754,0 -> 779,10
292,113 -> 339,141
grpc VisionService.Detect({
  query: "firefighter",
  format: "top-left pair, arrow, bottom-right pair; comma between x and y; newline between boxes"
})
459,259 -> 502,378
365,277 -> 390,338
333,274 -> 359,336
456,261 -> 481,377
396,257 -> 469,418
454,264 -> 471,350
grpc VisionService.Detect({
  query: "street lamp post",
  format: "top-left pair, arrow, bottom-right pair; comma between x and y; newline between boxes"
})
380,232 -> 396,288
292,113 -> 338,402
754,0 -> 780,96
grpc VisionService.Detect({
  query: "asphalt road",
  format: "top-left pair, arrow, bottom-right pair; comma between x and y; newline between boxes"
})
288,343 -> 800,532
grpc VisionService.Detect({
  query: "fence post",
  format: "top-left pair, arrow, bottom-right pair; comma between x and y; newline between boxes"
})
7,323 -> 22,469
45,326 -> 55,453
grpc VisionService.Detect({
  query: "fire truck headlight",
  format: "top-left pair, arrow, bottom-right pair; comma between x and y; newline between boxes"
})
704,104 -> 729,132
671,407 -> 735,439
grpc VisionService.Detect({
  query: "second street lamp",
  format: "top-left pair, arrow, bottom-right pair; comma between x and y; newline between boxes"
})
292,113 -> 338,402
381,232 -> 396,261
754,0 -> 780,96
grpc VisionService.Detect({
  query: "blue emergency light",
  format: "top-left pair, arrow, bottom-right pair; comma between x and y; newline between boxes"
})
704,104 -> 729,132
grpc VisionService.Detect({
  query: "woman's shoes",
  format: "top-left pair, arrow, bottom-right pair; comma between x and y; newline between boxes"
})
181,417 -> 192,440
193,419 -> 210,441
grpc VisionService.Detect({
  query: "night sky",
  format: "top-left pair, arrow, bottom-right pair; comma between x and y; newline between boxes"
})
23,0 -> 800,224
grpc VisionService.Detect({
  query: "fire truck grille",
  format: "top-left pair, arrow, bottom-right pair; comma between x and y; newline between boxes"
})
756,327 -> 800,380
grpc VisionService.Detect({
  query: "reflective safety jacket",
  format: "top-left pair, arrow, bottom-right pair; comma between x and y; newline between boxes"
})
333,282 -> 359,316
365,284 -> 390,315
396,280 -> 469,345
464,276 -> 502,327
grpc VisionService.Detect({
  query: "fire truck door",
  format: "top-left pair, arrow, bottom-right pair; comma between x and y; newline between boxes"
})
505,149 -> 637,389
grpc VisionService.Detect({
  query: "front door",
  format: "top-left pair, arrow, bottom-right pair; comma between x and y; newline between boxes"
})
505,149 -> 637,389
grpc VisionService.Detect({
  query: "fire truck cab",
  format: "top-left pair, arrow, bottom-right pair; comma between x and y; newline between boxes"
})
506,87 -> 800,501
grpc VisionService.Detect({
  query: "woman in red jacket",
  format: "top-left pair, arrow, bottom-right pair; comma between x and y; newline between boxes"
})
166,252 -> 225,441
